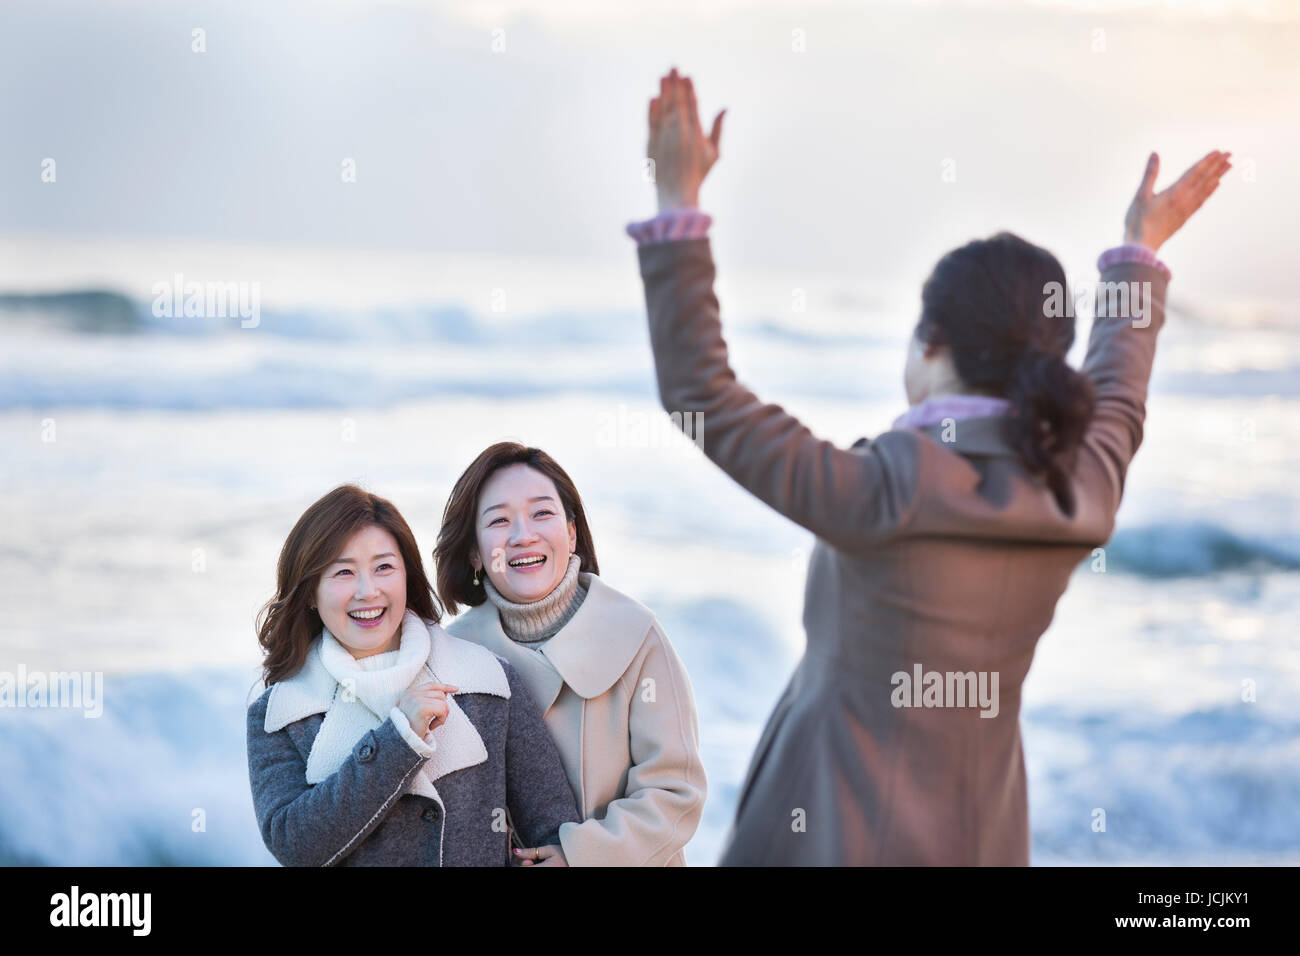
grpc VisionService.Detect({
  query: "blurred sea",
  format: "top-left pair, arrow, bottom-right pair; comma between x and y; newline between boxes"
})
1,237 -> 1297,865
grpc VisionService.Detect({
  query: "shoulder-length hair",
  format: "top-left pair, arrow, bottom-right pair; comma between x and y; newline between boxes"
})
254,484 -> 442,689
435,443 -> 599,615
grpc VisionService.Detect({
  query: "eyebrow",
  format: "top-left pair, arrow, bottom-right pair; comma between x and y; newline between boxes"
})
481,495 -> 556,517
330,552 -> 397,565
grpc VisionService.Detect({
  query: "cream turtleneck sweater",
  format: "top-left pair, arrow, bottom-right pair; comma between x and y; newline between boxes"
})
481,553 -> 587,645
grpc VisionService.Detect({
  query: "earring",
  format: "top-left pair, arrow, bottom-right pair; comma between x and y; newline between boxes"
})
473,570 -> 480,586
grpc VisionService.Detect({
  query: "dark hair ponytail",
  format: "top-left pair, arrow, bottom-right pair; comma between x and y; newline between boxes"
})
918,232 -> 1095,512
1006,347 -> 1095,507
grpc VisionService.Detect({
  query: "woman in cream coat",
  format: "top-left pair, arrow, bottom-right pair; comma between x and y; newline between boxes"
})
436,442 -> 706,866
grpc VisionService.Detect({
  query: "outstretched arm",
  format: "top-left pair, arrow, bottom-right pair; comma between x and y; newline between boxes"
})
630,68 -> 922,553
1080,150 -> 1231,520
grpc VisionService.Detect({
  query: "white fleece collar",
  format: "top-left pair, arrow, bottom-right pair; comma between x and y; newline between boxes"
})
264,613 -> 510,805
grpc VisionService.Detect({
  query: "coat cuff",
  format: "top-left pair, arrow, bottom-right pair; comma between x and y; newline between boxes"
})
626,208 -> 713,245
1098,243 -> 1171,281
556,820 -> 588,865
555,817 -> 640,867
390,707 -> 436,758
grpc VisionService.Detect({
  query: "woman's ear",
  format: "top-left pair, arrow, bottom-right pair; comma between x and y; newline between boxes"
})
568,520 -> 577,554
922,339 -> 946,362
469,548 -> 482,572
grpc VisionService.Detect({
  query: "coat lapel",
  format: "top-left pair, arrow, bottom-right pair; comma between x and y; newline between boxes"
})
446,605 -> 567,715
446,573 -> 654,711
542,574 -> 653,698
419,625 -> 510,785
263,641 -> 338,732
263,621 -> 511,803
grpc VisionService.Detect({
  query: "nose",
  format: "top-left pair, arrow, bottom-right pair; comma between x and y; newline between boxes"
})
353,570 -> 381,601
507,514 -> 540,546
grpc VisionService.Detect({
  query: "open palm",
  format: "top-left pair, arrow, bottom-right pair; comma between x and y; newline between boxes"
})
1124,150 -> 1231,253
647,67 -> 725,212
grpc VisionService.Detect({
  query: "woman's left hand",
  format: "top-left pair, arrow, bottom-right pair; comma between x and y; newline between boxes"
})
1123,149 -> 1231,253
646,67 -> 725,213
514,844 -> 568,867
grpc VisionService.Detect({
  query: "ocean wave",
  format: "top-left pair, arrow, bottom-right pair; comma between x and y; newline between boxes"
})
0,288 -> 645,346
2,644 -> 1294,864
1102,522 -> 1300,577
0,363 -> 647,412
1025,703 -> 1300,862
0,290 -> 139,334
0,288 -> 891,351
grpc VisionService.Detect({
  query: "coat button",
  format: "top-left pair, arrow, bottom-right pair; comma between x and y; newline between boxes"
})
358,743 -> 374,761
422,807 -> 439,822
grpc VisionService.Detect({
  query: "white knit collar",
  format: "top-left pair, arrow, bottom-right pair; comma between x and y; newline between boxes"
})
317,609 -> 431,722
481,553 -> 585,643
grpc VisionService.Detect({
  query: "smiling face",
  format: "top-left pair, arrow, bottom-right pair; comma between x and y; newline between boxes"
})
315,524 -> 408,659
470,463 -> 577,604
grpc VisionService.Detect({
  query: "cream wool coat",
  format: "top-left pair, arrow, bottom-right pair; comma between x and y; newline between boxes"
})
446,572 -> 706,866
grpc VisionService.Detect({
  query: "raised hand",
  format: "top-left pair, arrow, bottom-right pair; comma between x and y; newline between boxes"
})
1124,150 -> 1231,253
647,67 -> 725,212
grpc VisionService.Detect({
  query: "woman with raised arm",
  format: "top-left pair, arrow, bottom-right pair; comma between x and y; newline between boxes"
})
629,67 -> 1230,865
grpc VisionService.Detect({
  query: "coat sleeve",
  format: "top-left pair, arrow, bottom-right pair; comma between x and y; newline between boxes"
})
245,689 -> 430,867
556,624 -> 707,866
637,237 -> 922,554
1076,261 -> 1171,533
500,661 -> 583,850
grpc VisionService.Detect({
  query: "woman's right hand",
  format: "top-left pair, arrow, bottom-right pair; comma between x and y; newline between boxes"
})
1123,149 -> 1231,253
398,681 -> 459,737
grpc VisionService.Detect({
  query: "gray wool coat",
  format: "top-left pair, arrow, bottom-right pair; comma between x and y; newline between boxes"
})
636,236 -> 1168,865
246,639 -> 580,867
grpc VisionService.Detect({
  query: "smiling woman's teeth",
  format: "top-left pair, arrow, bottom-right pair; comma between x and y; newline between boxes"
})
349,608 -> 385,620
509,556 -> 546,568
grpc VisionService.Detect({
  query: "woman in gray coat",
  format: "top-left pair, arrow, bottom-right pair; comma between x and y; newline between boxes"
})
246,484 -> 580,866
630,68 -> 1231,864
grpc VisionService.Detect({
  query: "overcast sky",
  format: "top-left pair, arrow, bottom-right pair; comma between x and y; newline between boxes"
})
3,0 -> 1296,303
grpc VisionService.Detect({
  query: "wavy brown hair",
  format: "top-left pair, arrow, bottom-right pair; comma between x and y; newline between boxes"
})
435,443 -> 599,615
254,484 -> 442,692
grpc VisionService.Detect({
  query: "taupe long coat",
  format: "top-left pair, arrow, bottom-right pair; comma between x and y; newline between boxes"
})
447,572 -> 706,866
636,237 -> 1167,865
